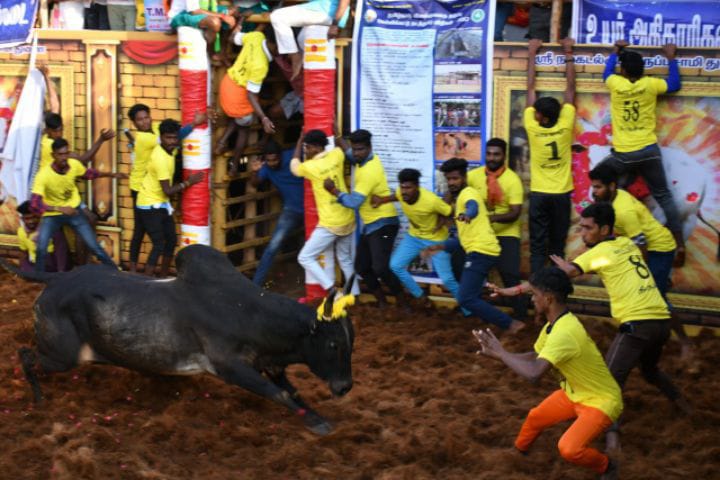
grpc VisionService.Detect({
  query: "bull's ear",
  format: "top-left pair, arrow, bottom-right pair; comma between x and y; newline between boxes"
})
323,287 -> 337,320
343,274 -> 356,296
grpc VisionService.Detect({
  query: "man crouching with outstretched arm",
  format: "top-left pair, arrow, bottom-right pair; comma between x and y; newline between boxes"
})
475,267 -> 622,479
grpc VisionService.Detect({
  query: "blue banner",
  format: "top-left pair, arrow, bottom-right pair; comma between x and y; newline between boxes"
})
573,0 -> 720,48
0,0 -> 38,48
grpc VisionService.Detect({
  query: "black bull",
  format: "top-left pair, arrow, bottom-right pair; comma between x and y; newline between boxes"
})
9,245 -> 355,435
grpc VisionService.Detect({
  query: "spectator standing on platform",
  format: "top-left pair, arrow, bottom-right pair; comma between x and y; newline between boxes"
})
135,119 -> 204,277
30,138 -> 125,272
475,267 -> 622,479
290,130 -> 357,295
424,158 -> 525,334
107,0 -> 137,30
324,129 -> 404,306
248,140 -> 304,286
599,40 -> 685,265
85,0 -> 110,30
270,0 -> 351,80
525,38 -> 576,275
468,138 -> 527,318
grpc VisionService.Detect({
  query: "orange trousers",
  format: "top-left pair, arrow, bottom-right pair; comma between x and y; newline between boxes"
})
515,389 -> 613,474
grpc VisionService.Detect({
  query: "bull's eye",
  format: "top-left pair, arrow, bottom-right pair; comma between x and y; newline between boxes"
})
329,341 -> 338,350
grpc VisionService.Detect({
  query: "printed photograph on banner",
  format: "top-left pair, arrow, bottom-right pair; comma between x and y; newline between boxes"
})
494,76 -> 720,295
433,98 -> 481,128
434,63 -> 482,93
435,28 -> 484,59
434,131 -> 481,161
433,159 -> 482,197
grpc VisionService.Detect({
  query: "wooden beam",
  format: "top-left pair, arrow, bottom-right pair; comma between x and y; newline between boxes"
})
223,190 -> 279,206
223,211 -> 281,230
550,0 -> 563,43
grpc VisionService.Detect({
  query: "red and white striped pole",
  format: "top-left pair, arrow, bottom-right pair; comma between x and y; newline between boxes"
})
302,25 -> 337,301
177,27 -> 211,246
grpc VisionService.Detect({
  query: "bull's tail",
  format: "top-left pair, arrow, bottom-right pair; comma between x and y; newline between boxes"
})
0,258 -> 60,284
18,347 -> 44,404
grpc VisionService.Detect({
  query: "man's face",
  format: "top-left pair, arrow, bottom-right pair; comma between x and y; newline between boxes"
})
485,145 -> 505,172
51,145 -> 71,169
444,170 -> 466,194
265,153 -> 280,170
133,109 -> 152,132
591,179 -> 613,202
529,284 -> 550,317
350,142 -> 371,162
399,181 -> 419,204
303,143 -> 323,160
22,212 -> 39,231
160,132 -> 179,151
46,126 -> 63,140
579,216 -> 609,248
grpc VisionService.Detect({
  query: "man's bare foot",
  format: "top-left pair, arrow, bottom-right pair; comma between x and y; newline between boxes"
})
605,430 -> 621,455
507,320 -> 525,335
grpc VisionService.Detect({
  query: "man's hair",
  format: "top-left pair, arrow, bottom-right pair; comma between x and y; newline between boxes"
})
51,138 -> 69,152
620,50 -> 645,78
588,163 -> 618,186
486,137 -> 507,153
44,112 -> 63,130
440,157 -> 468,175
263,139 -> 282,156
533,97 -> 561,126
16,200 -> 31,215
581,202 -> 615,231
398,168 -> 421,185
303,130 -> 328,148
529,267 -> 574,303
159,119 -> 181,135
128,103 -> 150,121
349,129 -> 372,147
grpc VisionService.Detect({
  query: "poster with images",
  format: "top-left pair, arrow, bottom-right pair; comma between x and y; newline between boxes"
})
352,0 -> 495,284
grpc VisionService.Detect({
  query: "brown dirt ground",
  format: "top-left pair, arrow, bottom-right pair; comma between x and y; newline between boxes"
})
0,270 -> 718,480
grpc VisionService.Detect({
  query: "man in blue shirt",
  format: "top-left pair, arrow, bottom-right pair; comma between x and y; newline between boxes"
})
249,140 -> 305,286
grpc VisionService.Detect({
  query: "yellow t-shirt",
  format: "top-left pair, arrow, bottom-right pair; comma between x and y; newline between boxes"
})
573,236 -> 670,322
31,159 -> 87,217
468,166 -> 524,239
524,104 -> 575,194
17,227 -> 54,263
454,186 -> 500,256
612,189 -> 676,253
296,148 -> 355,229
606,75 -> 667,153
535,311 -> 623,421
354,155 -> 398,225
227,31 -> 270,93
40,134 -> 54,170
396,187 -> 452,242
137,144 -> 175,207
129,121 -> 161,193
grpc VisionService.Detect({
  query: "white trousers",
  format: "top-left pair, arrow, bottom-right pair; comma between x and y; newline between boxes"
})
270,5 -> 332,54
298,226 -> 358,293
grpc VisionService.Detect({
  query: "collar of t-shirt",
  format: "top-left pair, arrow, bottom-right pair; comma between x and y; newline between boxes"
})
345,148 -> 373,166
545,309 -> 571,334
232,32 -> 273,62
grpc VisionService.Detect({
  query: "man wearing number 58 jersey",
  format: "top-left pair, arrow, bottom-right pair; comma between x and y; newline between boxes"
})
524,38 -> 576,275
550,204 -> 688,449
599,40 -> 685,265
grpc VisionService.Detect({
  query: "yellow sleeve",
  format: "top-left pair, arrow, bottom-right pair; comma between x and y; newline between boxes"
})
135,131 -> 158,152
152,152 -> 171,181
558,104 -> 576,128
614,196 -> 643,239
70,159 -> 87,178
506,174 -> 524,205
434,194 -> 452,216
16,228 -> 29,252
537,328 -> 580,366
650,77 -> 668,95
573,247 -> 599,275
523,107 -> 538,131
295,161 -> 316,181
31,170 -> 46,196
605,74 -> 620,89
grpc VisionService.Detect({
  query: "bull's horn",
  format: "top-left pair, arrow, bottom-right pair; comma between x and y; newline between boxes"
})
322,287 -> 337,320
343,274 -> 356,295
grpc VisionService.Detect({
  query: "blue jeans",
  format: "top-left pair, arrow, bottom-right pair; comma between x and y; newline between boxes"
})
647,249 -> 675,300
36,209 -> 116,272
390,234 -> 460,299
253,209 -> 303,285
457,252 -> 513,329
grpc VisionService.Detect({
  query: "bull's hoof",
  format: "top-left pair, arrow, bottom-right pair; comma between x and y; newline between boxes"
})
303,413 -> 333,436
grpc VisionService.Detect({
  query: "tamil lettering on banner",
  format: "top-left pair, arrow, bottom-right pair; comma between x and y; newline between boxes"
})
0,0 -> 38,48
533,51 -> 720,72
572,0 -> 720,48
352,0 -> 495,283
144,0 -> 171,32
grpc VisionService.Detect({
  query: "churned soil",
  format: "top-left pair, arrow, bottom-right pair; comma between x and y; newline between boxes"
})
0,270 -> 718,480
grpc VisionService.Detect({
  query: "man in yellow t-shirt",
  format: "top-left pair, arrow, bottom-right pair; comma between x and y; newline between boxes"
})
40,113 -> 115,170
126,103 -> 206,272
217,29 -> 278,176
468,137 -> 527,318
136,119 -> 204,278
525,38 -> 577,274
323,129 -> 402,305
30,138 -> 125,272
370,168 -> 461,306
475,267 -> 622,477
599,40 -> 684,265
15,200 -> 69,273
425,158 -> 524,333
291,129 -> 356,294
550,203 -> 687,447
